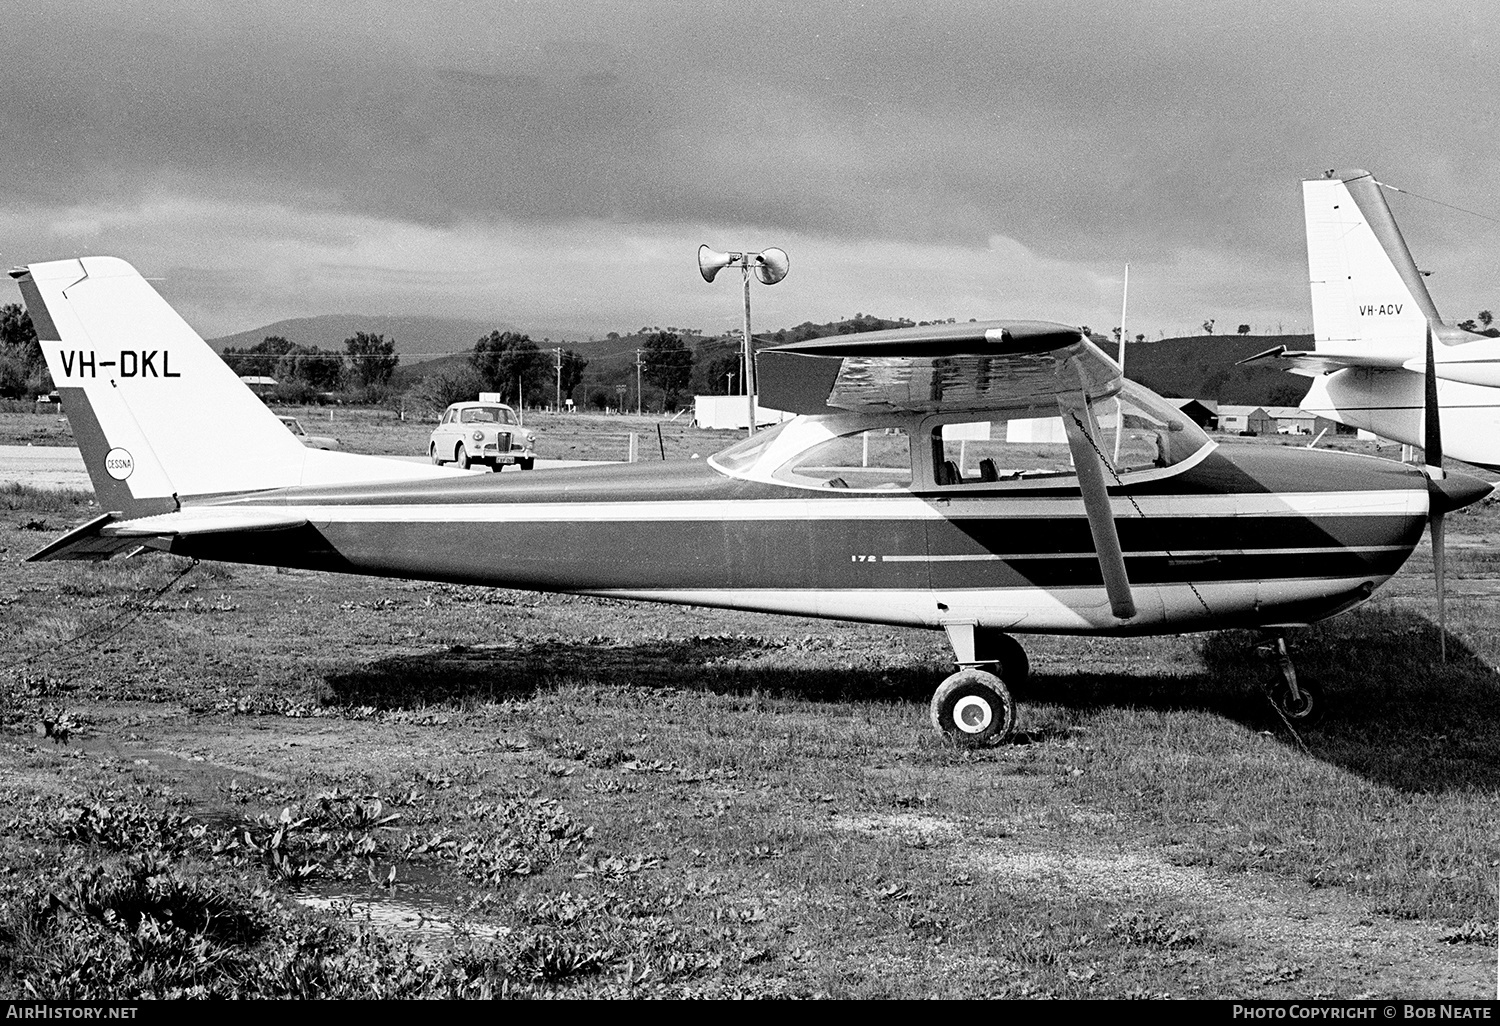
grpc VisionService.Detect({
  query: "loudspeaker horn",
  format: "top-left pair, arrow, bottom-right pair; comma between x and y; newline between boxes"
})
698,245 -> 736,283
753,247 -> 789,286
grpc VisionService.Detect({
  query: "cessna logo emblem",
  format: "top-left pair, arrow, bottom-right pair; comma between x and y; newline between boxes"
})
104,447 -> 134,481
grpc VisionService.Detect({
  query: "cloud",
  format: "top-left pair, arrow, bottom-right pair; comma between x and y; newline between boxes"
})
0,189 -> 1312,341
0,1 -> 1497,336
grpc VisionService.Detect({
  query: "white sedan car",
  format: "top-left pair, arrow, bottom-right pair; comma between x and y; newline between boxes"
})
429,402 -> 537,470
278,416 -> 342,450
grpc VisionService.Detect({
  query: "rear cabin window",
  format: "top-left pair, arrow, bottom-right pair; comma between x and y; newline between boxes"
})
774,428 -> 911,490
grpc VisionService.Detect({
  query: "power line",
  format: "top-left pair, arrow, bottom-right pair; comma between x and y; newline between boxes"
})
1376,180 -> 1500,226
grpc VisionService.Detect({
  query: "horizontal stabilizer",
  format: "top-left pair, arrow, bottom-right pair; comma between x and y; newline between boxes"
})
26,514 -> 141,561
101,507 -> 310,538
1238,344 -> 1410,375
1240,341 -> 1500,388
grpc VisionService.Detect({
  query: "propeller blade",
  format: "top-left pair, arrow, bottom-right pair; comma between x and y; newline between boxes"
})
1423,320 -> 1448,661
1433,510 -> 1446,662
1424,322 -> 1443,477
1425,470 -> 1493,663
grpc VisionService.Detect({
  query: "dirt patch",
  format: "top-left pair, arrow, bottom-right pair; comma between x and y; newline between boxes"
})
953,840 -> 1493,998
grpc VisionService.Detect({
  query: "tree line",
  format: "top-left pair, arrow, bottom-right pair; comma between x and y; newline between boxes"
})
221,332 -> 400,402
0,306 -> 957,412
0,304 -> 46,398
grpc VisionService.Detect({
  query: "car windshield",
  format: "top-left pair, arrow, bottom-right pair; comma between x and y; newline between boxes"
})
279,418 -> 304,436
460,406 -> 516,425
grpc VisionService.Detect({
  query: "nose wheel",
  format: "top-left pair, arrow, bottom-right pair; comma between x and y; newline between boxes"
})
1258,634 -> 1320,724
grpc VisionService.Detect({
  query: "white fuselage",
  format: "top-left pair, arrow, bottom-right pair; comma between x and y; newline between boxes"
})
1300,367 -> 1500,469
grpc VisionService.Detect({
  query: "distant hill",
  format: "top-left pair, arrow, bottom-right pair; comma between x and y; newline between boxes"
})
207,315 -> 522,362
1123,334 -> 1316,407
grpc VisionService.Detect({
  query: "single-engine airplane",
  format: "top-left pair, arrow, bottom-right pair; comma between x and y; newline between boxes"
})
1244,168 -> 1500,472
14,257 -> 1492,744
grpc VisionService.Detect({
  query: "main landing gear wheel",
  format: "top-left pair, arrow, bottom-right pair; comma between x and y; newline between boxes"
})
930,668 -> 1016,747
455,444 -> 471,470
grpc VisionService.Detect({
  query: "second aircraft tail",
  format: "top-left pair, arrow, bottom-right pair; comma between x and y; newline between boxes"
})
1303,169 -> 1445,354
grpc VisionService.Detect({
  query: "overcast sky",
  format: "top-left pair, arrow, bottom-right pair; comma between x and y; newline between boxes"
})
2,0 -> 1498,341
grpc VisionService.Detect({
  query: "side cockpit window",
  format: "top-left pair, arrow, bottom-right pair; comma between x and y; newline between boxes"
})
928,382 -> 1210,487
776,429 -> 912,490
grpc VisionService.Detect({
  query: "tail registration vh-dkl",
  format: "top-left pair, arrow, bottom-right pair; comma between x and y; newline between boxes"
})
15,257 -> 1491,744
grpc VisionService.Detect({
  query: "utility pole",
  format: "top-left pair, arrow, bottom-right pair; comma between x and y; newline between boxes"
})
634,348 -> 644,416
553,346 -> 563,412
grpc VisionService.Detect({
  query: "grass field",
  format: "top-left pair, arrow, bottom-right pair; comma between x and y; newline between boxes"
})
0,412 -> 1498,998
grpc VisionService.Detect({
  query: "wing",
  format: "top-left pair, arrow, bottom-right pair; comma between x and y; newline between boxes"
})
757,320 -> 1121,415
1237,344 -> 1411,378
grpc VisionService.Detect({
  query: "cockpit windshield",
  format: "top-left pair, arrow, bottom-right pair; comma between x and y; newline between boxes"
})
712,421 -> 790,474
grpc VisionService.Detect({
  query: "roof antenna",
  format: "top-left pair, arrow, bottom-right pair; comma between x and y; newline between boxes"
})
1114,263 -> 1129,464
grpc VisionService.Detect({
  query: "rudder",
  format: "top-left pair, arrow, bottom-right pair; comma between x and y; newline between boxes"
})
1303,169 -> 1440,352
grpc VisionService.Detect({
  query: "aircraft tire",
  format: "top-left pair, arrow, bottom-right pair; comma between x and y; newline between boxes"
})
456,445 -> 471,470
1272,681 -> 1320,725
930,669 -> 1015,747
975,630 -> 1029,687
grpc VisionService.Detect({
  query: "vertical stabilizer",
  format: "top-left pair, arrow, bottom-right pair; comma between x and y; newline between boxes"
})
12,256 -> 449,515
14,257 -> 308,512
1303,169 -> 1440,353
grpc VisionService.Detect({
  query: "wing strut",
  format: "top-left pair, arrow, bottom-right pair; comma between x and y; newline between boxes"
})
1060,398 -> 1136,620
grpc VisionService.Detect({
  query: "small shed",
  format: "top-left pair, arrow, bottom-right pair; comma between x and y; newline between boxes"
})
239,376 -> 277,396
1216,405 -> 1275,435
693,395 -> 793,430
1263,406 -> 1338,436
